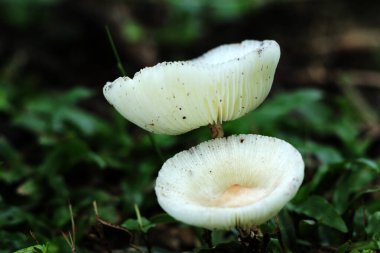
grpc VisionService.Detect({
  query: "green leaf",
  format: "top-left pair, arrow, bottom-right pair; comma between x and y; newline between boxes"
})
61,87 -> 93,104
16,179 -> 38,196
317,225 -> 346,247
292,164 -> 331,203
353,207 -> 367,239
290,195 -> 348,233
0,230 -> 29,252
0,137 -> 28,183
55,107 -> 105,135
13,112 -> 49,133
333,168 -> 375,214
298,219 -> 317,239
330,117 -> 358,146
149,213 -> 176,224
122,21 -> 143,43
13,87 -> 105,136
336,241 -> 352,253
86,152 -> 106,169
354,158 -> 380,173
351,188 -> 380,208
278,209 -> 298,252
224,89 -> 323,134
302,141 -> 343,164
0,84 -> 11,112
366,211 -> 380,239
267,238 -> 284,253
337,239 -> 380,252
13,244 -> 48,253
0,206 -> 32,227
122,217 -> 155,233
211,230 -> 235,246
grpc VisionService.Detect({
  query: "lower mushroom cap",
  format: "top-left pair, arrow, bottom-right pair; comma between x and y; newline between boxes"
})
155,134 -> 304,230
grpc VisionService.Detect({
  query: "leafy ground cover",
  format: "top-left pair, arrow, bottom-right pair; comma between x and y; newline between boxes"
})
1,84 -> 378,252
0,0 -> 379,252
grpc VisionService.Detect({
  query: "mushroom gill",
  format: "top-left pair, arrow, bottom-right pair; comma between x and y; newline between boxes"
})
155,134 -> 304,230
103,40 -> 280,135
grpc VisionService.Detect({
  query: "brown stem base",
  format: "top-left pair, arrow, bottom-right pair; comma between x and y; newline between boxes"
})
238,227 -> 265,253
208,122 -> 224,139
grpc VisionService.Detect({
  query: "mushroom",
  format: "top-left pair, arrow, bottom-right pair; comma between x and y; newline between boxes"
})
155,134 -> 304,230
103,40 -> 280,135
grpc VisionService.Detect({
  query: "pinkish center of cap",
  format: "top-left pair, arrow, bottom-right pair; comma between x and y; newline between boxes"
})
207,184 -> 270,208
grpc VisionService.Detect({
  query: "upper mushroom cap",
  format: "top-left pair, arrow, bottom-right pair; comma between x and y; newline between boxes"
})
155,134 -> 304,230
103,40 -> 280,135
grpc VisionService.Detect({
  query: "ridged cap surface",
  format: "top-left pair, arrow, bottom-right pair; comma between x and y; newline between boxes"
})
155,134 -> 304,230
103,40 -> 280,135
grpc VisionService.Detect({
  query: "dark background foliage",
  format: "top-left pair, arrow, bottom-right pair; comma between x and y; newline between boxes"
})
0,0 -> 379,252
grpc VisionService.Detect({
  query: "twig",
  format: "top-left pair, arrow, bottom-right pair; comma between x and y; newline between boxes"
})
338,74 -> 379,129
134,204 -> 152,253
105,25 -> 126,76
294,67 -> 380,88
93,200 -> 99,216
61,203 -> 77,253
148,133 -> 165,163
129,243 -> 146,253
134,204 -> 143,231
29,230 -> 39,244
293,67 -> 380,136
93,201 -> 112,253
340,70 -> 380,88
61,231 -> 73,250
69,203 -> 76,250
310,29 -> 380,55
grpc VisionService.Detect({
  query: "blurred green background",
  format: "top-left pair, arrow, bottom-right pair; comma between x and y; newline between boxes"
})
0,0 -> 379,252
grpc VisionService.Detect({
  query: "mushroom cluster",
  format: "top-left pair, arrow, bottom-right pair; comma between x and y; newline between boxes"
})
103,40 -> 304,232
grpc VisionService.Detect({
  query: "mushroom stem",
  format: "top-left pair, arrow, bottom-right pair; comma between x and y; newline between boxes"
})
202,229 -> 213,248
208,122 -> 224,139
238,227 -> 262,252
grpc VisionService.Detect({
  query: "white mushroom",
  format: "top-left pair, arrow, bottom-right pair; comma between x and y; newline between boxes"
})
103,40 -> 280,135
155,134 -> 304,230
